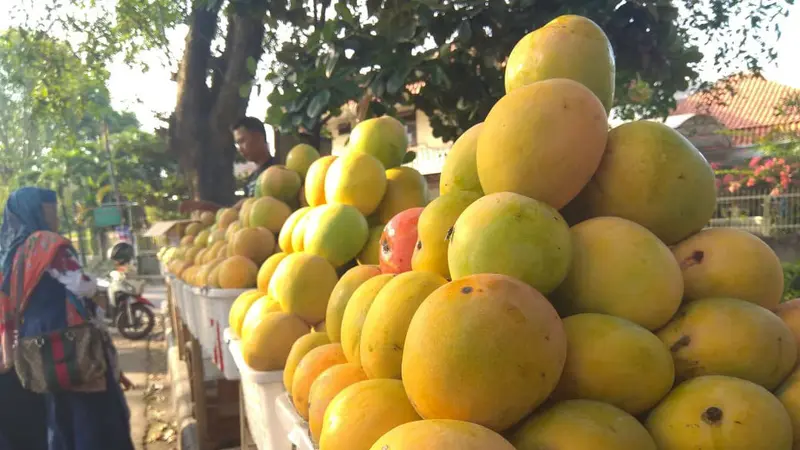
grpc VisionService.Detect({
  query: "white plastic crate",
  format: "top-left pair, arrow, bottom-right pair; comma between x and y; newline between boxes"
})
275,393 -> 314,450
193,288 -> 246,380
228,339 -> 292,450
182,283 -> 199,339
170,277 -> 187,325
191,286 -> 215,359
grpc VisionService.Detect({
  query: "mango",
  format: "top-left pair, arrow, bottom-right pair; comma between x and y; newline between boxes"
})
230,227 -> 275,265
303,203 -> 369,268
290,208 -> 312,252
477,78 -> 608,209
553,314 -> 674,415
646,375 -> 792,449
285,143 -> 320,179
291,343 -> 347,420
402,274 -> 567,432
248,196 -> 291,234
325,152 -> 387,216
340,274 -> 395,365
257,165 -> 301,204
227,290 -> 263,338
308,363 -> 368,444
360,271 -> 447,379
567,120 -> 717,244
371,420 -> 515,450
304,155 -> 337,207
277,207 -> 310,253
356,225 -> 383,266
657,297 -> 796,390
439,123 -> 484,196
775,365 -> 800,450
217,255 -> 259,289
326,265 -> 383,343
510,400 -> 656,450
552,217 -> 683,330
673,227 -> 784,310
283,331 -> 331,393
375,166 -> 428,224
412,191 -> 481,279
506,15 -> 615,111
240,295 -> 283,341
775,299 -> 800,361
269,253 -> 339,325
241,311 -> 310,371
347,116 -> 408,169
448,192 -> 571,295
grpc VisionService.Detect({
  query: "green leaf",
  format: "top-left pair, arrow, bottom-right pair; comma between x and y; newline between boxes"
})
335,2 -> 355,24
402,151 -> 416,164
287,95 -> 308,113
325,49 -> 340,78
307,89 -> 331,118
367,0 -> 384,17
386,66 -> 412,95
246,56 -> 257,75
239,81 -> 252,98
457,20 -> 472,42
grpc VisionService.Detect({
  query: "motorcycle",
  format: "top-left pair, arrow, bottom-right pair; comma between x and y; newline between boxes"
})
96,270 -> 156,340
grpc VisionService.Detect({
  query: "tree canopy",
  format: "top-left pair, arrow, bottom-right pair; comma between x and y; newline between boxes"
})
265,0 -> 794,142
2,0 -> 794,204
0,27 -> 188,226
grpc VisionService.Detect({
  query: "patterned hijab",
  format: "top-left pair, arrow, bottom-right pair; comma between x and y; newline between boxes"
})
0,187 -> 58,294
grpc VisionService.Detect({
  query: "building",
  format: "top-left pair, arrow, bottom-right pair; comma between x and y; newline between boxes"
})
669,74 -> 800,166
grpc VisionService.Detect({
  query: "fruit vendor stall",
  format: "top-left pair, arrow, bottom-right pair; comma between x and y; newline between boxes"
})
157,14 -> 800,450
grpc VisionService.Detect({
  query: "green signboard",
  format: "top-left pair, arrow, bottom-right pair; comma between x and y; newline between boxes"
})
93,206 -> 123,228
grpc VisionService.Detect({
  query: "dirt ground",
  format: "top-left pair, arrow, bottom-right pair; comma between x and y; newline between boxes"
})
114,286 -> 178,450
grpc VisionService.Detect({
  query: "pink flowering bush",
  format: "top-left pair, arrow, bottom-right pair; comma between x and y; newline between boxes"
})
715,156 -> 800,195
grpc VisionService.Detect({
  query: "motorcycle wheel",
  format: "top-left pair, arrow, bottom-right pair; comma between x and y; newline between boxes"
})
116,303 -> 155,340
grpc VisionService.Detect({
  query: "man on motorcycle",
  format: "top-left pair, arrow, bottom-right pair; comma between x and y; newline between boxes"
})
107,242 -> 137,318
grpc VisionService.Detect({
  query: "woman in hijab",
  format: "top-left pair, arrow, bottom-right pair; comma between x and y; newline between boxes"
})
0,187 -> 135,450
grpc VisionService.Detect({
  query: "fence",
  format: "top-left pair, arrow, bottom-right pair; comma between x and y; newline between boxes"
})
710,188 -> 800,235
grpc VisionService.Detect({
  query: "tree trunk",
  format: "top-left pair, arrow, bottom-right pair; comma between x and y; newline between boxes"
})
170,1 -> 267,206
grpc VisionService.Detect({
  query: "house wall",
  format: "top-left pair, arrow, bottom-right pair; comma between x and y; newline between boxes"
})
414,110 -> 449,149
425,173 -> 441,200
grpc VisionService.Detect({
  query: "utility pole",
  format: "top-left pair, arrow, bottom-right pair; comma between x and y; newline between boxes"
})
103,123 -> 139,258
103,123 -> 124,218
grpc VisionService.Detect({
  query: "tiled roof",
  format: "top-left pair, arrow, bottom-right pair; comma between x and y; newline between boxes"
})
672,74 -> 800,146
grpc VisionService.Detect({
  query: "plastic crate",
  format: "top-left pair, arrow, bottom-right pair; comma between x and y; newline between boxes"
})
196,289 -> 247,378
228,339 -> 292,450
275,393 -> 314,450
170,278 -> 187,325
182,283 -> 200,339
191,286 -> 215,359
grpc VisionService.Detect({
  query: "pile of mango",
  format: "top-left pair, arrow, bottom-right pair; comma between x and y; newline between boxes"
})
169,13 -> 800,450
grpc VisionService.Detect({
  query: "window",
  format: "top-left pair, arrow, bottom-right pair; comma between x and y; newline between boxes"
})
400,112 -> 417,147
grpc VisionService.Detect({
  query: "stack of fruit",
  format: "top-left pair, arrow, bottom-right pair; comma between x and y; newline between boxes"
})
224,114 -> 432,373
170,13 -> 800,450
159,142 -> 329,289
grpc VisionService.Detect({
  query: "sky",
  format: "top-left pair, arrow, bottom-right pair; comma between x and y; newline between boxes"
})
2,1 -> 799,132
